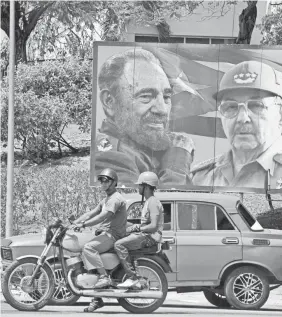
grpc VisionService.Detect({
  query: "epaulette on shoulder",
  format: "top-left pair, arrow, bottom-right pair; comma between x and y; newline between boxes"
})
191,156 -> 218,174
273,153 -> 282,164
96,132 -> 119,152
96,131 -> 106,140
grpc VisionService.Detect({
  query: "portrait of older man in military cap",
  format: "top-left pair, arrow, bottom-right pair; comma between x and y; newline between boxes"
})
92,47 -> 195,186
192,60 -> 282,190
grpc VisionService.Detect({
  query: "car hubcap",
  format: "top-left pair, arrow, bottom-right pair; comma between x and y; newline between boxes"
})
233,273 -> 263,305
53,268 -> 73,301
20,276 -> 35,293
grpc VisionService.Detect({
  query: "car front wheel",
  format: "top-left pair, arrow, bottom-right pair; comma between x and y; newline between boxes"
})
224,266 -> 270,310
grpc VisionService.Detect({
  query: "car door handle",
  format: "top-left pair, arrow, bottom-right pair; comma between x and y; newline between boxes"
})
163,237 -> 175,244
222,237 -> 239,244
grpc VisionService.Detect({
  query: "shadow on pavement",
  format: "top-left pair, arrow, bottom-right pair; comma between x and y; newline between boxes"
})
73,301 -> 282,312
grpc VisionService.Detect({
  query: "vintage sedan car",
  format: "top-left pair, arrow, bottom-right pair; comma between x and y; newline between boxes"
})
1,192 -> 282,310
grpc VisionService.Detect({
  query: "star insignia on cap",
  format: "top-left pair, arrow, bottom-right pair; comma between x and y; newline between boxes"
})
234,71 -> 258,84
97,138 -> 113,152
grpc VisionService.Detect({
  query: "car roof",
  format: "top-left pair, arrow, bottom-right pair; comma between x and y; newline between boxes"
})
123,191 -> 240,212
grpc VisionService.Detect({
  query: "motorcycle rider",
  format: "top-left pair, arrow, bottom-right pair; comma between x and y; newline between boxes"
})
73,168 -> 127,312
114,171 -> 164,288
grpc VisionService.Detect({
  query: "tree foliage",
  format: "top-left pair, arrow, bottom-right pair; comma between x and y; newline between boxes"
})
259,5 -> 282,45
0,167 -> 104,236
0,36 -> 9,77
1,58 -> 92,163
1,1 -> 238,63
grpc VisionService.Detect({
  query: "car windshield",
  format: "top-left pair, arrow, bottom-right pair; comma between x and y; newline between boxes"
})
237,202 -> 263,231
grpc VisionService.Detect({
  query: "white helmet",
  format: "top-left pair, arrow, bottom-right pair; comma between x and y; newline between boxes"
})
135,171 -> 159,187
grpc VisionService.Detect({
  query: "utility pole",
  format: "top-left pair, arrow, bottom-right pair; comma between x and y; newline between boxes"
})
6,1 -> 15,238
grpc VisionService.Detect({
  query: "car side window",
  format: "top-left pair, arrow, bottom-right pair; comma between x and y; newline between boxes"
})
127,202 -> 142,224
177,203 -> 215,230
127,202 -> 172,230
163,203 -> 172,231
216,207 -> 235,230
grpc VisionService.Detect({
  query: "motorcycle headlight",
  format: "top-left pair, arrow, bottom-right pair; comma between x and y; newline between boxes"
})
44,227 -> 54,244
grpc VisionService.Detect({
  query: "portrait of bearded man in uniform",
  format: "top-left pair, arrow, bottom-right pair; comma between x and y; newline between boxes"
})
93,48 -> 195,187
192,60 -> 282,190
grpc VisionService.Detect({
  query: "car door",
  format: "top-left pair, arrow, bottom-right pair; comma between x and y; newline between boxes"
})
127,200 -> 177,279
161,202 -> 177,280
175,202 -> 243,283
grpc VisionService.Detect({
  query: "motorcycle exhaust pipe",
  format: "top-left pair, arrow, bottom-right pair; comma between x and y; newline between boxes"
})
67,269 -> 163,299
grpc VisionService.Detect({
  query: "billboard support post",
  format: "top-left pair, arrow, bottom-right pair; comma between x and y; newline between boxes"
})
6,1 -> 15,238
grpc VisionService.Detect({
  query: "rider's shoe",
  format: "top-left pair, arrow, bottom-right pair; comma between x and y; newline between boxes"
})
117,277 -> 141,289
84,297 -> 104,312
94,275 -> 112,289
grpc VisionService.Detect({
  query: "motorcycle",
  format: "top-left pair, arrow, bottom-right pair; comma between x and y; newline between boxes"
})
2,218 -> 171,313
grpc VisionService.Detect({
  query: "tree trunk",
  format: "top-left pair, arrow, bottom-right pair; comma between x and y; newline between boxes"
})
141,1 -> 171,42
1,2 -> 28,63
1,1 -> 54,64
156,19 -> 171,43
15,28 -> 28,63
236,1 -> 258,44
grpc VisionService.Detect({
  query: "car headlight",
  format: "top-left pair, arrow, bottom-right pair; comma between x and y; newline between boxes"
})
1,246 -> 13,261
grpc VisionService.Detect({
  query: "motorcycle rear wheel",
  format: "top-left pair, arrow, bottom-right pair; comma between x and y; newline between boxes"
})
116,259 -> 168,314
2,257 -> 55,311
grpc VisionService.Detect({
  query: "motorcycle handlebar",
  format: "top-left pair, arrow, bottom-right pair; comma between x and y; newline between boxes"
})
48,219 -> 74,231
48,219 -> 62,229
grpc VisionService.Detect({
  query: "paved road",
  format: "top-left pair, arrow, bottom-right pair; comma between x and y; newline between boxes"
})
1,300 -> 282,317
1,289 -> 282,317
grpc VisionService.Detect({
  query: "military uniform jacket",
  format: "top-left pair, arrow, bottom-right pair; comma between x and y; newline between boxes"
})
191,136 -> 282,190
95,120 -> 195,186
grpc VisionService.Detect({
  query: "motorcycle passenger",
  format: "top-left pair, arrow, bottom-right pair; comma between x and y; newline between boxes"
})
73,168 -> 127,312
114,171 -> 164,289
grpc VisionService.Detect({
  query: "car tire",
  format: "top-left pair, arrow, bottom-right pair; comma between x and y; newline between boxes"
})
224,266 -> 270,310
203,290 -> 230,308
48,262 -> 80,306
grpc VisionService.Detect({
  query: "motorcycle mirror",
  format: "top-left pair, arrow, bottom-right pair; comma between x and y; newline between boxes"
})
68,214 -> 76,224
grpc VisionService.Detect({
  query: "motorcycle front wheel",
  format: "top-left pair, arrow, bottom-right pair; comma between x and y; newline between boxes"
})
2,257 -> 55,311
115,259 -> 168,313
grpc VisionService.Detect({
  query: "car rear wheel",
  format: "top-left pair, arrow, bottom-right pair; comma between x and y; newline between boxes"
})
48,263 -> 80,306
224,266 -> 270,310
203,290 -> 230,308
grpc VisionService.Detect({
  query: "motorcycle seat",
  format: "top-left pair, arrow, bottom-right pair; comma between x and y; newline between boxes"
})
102,242 -> 169,256
129,245 -> 158,255
129,242 -> 166,255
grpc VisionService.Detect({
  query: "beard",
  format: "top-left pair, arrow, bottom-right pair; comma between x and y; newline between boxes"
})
115,109 -> 171,151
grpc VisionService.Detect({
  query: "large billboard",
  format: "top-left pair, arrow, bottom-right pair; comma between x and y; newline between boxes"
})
90,42 -> 282,193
